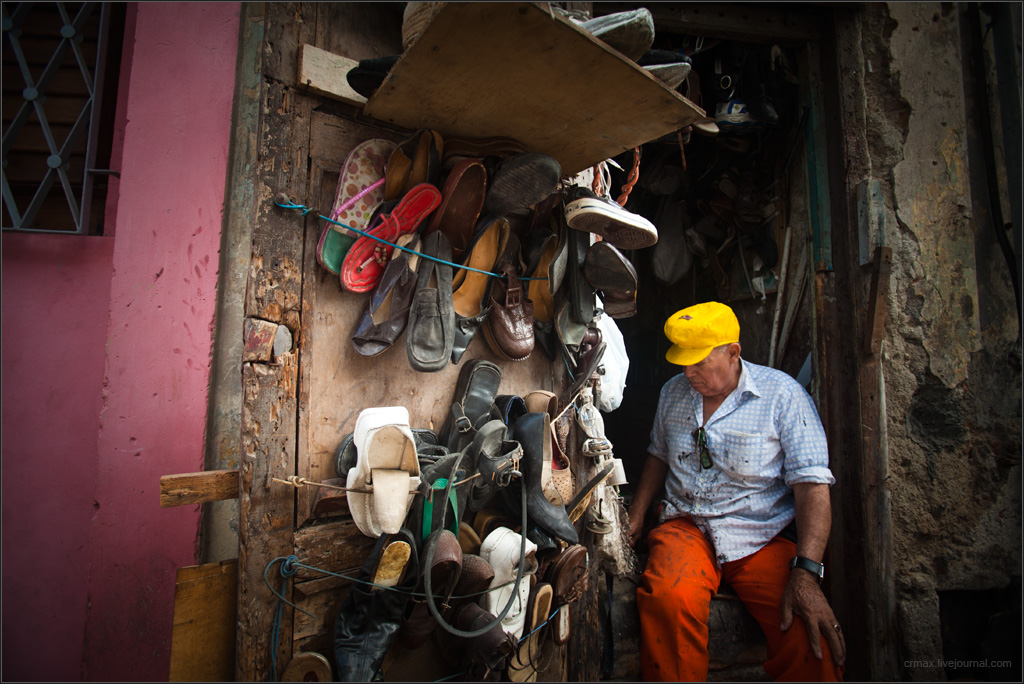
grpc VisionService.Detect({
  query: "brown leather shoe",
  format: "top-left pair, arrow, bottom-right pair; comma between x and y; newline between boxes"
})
483,236 -> 535,362
425,157 -> 487,260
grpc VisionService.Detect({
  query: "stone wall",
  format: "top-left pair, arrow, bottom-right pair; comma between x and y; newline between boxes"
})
835,3 -> 1022,680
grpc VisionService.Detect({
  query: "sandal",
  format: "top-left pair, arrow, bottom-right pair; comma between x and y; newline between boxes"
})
341,183 -> 441,294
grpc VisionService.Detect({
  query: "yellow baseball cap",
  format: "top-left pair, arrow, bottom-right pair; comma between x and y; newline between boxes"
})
664,302 -> 740,366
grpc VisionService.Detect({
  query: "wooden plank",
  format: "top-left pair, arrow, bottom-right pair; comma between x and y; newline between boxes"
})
293,519 -> 376,581
296,44 -> 368,107
363,2 -> 703,176
237,5 -> 314,666
863,246 -> 892,356
160,469 -> 239,508
169,560 -> 238,682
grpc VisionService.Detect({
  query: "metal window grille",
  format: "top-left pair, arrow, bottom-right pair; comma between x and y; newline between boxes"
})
2,2 -> 116,234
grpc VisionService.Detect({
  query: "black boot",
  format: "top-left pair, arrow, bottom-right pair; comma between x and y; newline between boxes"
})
505,412 -> 579,545
333,528 -> 419,681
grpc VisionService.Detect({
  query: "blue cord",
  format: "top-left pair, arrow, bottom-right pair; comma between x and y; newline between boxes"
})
275,200 -> 549,281
267,555 -> 302,681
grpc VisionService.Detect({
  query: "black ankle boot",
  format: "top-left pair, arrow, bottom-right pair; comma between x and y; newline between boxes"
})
333,528 -> 419,681
466,419 -> 522,512
505,412 -> 579,545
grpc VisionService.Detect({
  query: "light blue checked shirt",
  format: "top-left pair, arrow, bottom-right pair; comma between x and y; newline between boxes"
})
648,358 -> 835,564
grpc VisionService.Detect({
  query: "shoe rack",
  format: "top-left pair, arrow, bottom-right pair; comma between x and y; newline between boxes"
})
360,2 -> 704,176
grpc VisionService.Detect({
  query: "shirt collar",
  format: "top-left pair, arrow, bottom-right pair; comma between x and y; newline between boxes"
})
735,358 -> 762,399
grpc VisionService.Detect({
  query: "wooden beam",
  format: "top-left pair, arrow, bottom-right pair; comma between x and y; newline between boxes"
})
235,4 -> 316,679
160,469 -> 239,507
863,246 -> 893,356
169,560 -> 238,682
296,44 -> 368,107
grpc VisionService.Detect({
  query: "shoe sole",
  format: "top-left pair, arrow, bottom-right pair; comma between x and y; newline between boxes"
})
484,153 -> 561,216
564,198 -> 658,250
373,538 -> 412,588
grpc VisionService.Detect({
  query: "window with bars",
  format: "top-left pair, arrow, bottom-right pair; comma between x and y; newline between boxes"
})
2,2 -> 125,235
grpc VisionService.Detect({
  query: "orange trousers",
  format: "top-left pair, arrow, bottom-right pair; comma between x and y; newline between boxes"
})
637,517 -> 844,682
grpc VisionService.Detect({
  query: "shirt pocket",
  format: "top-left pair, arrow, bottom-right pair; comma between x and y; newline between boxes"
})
717,429 -> 775,479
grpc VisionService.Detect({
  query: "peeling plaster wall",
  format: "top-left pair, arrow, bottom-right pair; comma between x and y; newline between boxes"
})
837,3 -> 1022,680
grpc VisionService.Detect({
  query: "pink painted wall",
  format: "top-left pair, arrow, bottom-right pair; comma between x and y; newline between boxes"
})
1,3 -> 240,681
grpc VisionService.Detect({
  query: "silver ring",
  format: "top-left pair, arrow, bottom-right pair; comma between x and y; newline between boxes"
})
833,624 -> 841,632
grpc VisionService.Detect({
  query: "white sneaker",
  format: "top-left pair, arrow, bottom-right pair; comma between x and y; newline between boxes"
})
479,527 -> 538,639
564,186 -> 658,250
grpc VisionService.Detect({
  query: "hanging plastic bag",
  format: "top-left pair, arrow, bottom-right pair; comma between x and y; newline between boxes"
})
595,302 -> 629,412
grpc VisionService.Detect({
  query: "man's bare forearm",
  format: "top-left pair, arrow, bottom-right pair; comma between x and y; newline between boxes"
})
792,482 -> 832,563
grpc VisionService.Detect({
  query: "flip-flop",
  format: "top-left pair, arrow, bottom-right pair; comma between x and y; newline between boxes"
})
507,582 -> 554,682
341,183 -> 441,294
326,139 -> 396,264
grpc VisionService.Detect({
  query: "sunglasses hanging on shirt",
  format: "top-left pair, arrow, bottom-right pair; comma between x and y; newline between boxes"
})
691,427 -> 714,470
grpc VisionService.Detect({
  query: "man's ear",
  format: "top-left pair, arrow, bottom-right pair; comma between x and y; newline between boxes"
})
728,342 -> 742,361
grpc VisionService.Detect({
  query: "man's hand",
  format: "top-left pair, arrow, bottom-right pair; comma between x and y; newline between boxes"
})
626,457 -> 669,547
780,570 -> 846,667
627,504 -> 645,547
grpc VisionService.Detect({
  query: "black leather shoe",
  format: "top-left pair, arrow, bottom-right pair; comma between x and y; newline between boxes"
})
494,395 -> 528,435
333,527 -> 419,681
438,359 -> 502,453
504,412 -> 579,545
406,231 -> 455,372
467,419 -> 523,512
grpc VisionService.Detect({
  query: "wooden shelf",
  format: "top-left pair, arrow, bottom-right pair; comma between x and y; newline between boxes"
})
363,1 -> 704,176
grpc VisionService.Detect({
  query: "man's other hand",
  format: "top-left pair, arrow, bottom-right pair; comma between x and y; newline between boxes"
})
780,570 -> 847,668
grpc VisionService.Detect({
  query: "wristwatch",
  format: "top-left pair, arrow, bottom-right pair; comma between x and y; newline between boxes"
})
789,556 -> 825,581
